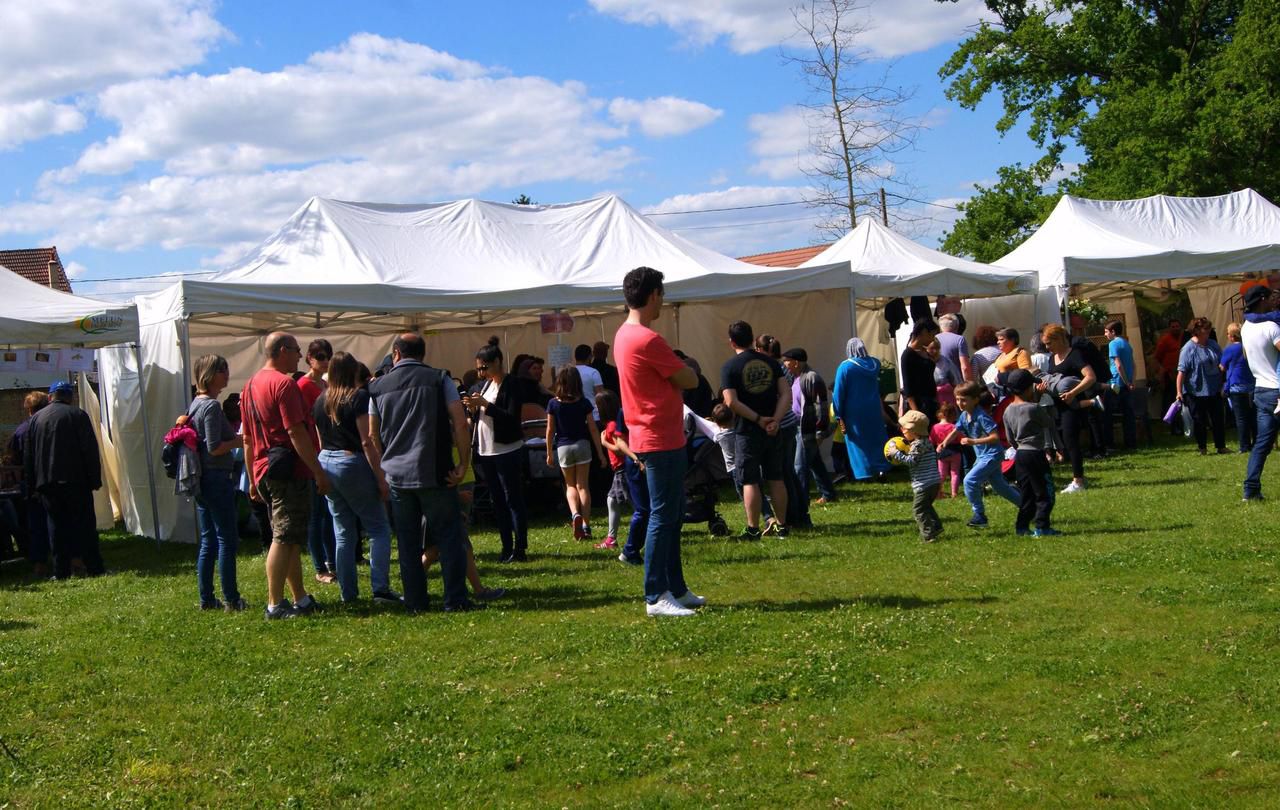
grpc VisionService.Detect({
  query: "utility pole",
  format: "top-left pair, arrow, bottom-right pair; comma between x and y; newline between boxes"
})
879,187 -> 889,226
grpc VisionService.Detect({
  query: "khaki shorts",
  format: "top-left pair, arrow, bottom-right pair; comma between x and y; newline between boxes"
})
260,478 -> 311,546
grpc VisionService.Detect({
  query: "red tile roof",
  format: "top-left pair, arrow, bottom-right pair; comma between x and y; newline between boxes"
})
0,247 -> 72,293
737,244 -> 831,267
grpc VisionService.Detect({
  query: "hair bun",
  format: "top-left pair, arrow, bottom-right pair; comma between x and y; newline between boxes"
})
487,335 -> 500,347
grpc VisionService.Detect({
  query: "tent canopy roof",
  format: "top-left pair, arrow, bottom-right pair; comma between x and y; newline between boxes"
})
140,195 -> 853,330
996,189 -> 1280,292
797,218 -> 1037,302
0,263 -> 139,347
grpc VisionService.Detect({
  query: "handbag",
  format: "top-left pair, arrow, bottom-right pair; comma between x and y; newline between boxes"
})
1162,399 -> 1182,425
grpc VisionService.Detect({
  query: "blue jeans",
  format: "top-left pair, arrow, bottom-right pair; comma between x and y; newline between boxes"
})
479,449 -> 527,555
798,433 -> 836,501
1228,389 -> 1256,452
389,485 -> 468,610
1244,388 -> 1279,498
319,450 -> 392,601
307,480 -> 336,575
620,456 -> 650,561
963,451 -> 1020,519
195,468 -> 241,605
780,425 -> 808,526
638,448 -> 688,603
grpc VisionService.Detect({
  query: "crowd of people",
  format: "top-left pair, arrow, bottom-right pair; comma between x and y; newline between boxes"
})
6,268 -> 1275,619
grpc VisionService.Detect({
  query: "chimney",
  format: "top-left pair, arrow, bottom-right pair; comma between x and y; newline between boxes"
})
48,260 -> 58,288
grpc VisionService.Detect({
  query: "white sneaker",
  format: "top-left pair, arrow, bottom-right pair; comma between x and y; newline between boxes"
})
646,591 -> 695,617
674,590 -> 707,608
1061,480 -> 1086,494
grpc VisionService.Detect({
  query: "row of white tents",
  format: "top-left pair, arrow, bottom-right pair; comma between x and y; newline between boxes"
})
4,189 -> 1280,541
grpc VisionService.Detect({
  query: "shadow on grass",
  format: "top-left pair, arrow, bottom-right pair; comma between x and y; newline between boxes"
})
729,593 -> 998,612
0,619 -> 37,631
304,582 -> 628,618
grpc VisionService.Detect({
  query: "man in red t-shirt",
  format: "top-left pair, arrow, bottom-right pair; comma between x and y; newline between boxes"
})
613,266 -> 704,618
242,331 -> 330,620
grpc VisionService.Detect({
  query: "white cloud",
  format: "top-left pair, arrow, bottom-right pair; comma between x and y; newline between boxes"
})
0,100 -> 85,150
62,260 -> 89,280
642,185 -> 823,256
0,0 -> 226,102
590,0 -> 991,58
3,35 -> 727,257
747,107 -> 814,180
607,96 -> 722,137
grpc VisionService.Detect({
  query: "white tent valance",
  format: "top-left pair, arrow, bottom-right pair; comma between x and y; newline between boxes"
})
996,189 -> 1280,293
798,218 -> 1038,302
0,264 -> 139,347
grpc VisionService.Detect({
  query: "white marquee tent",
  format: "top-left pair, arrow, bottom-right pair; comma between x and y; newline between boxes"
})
795,218 -> 1048,363
112,194 -> 857,540
997,188 -> 1280,294
0,265 -> 156,535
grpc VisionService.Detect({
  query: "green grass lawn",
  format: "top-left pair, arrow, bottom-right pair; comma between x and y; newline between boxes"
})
2,438 -> 1280,807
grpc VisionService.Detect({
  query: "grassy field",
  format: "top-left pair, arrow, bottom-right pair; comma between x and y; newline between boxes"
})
2,437 -> 1279,807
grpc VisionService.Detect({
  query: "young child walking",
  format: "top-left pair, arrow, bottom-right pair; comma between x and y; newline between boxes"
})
886,410 -> 943,542
546,367 -> 607,540
712,403 -> 773,537
596,391 -> 638,551
930,402 -> 961,498
948,381 -> 1021,529
1003,370 -> 1060,537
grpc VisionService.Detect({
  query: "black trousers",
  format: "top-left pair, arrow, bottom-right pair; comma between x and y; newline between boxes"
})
1014,449 -> 1054,532
1187,394 -> 1226,451
1058,406 -> 1086,479
37,483 -> 104,579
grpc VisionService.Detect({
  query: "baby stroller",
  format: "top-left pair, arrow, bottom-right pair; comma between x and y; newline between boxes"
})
683,415 -> 731,536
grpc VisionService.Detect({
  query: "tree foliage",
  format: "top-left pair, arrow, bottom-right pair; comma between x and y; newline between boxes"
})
790,0 -> 918,235
937,0 -> 1280,255
941,164 -> 1060,261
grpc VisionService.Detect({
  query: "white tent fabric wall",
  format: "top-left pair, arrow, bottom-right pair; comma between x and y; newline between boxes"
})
0,262 -> 139,346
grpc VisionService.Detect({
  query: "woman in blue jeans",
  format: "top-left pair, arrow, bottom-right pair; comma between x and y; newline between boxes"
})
187,354 -> 246,611
312,352 -> 397,603
465,337 -> 534,562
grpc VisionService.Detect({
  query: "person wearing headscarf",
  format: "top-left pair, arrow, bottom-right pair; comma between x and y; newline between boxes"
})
832,338 -> 891,480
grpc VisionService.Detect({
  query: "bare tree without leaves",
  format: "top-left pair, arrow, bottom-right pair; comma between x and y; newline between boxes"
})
787,0 -> 919,236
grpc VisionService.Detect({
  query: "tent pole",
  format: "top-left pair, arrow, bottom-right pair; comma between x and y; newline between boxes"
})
848,288 -> 859,338
133,342 -> 163,548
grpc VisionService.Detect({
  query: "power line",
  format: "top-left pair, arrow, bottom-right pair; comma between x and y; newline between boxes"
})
73,271 -> 215,283
647,200 -> 809,216
669,215 -> 821,232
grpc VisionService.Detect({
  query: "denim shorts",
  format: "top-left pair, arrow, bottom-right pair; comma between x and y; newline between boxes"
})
555,439 -> 593,467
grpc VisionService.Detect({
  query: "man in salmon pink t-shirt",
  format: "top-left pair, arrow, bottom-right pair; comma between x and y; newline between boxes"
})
613,266 -> 705,618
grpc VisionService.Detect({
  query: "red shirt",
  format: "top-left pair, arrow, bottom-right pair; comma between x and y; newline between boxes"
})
613,321 -> 687,453
244,367 -> 311,483
602,420 -> 625,470
296,375 -> 324,448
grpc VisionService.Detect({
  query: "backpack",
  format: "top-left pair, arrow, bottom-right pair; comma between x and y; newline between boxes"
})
161,436 -> 180,479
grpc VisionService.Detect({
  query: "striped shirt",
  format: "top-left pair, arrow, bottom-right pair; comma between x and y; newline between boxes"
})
889,438 -> 941,492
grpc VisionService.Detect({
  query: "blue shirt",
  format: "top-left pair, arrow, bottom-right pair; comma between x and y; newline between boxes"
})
1108,337 -> 1134,388
956,408 -> 1002,459
1177,340 -> 1223,397
1220,342 -> 1255,392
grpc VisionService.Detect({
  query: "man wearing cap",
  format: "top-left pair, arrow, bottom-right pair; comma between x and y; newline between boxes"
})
23,381 -> 105,578
591,340 -> 620,394
1241,284 -> 1280,501
781,347 -> 837,504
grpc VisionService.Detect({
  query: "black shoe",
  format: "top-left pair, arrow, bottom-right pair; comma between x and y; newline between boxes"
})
512,551 -> 528,562
223,597 -> 248,613
293,594 -> 319,615
199,599 -> 224,611
774,525 -> 790,539
737,526 -> 763,541
473,587 -> 507,601
499,551 -> 516,563
444,600 -> 486,613
372,590 -> 404,605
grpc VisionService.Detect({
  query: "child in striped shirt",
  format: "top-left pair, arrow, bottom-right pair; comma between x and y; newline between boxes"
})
887,410 -> 943,542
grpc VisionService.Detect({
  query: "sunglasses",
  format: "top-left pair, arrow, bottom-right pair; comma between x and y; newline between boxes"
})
476,364 -> 490,371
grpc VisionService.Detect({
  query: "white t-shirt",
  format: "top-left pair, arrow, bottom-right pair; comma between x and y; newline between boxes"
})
575,363 -> 604,419
476,379 -> 525,457
1241,320 -> 1280,389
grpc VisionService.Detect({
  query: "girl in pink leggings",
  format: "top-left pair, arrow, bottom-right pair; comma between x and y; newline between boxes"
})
931,402 -> 962,498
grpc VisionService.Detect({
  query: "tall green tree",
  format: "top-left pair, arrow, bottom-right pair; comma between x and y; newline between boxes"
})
936,0 -> 1280,257
941,164 -> 1060,262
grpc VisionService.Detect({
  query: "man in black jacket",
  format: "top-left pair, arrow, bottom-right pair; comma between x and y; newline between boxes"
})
23,381 -> 105,578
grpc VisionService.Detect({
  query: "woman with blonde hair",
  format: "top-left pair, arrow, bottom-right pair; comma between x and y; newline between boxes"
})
1219,321 -> 1255,452
1040,323 -> 1096,493
188,354 -> 246,611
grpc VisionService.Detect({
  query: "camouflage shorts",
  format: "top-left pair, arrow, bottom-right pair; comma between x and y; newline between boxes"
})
260,478 -> 310,546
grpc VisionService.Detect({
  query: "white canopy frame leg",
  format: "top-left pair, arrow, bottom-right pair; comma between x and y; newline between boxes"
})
132,342 -> 163,548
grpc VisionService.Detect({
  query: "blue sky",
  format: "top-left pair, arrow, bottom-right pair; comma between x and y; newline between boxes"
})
0,0 -> 1061,298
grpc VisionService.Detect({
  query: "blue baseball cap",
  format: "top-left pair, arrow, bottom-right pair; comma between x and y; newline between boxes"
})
48,381 -> 74,396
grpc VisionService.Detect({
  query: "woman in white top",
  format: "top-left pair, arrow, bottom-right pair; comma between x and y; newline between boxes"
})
463,337 -> 532,562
